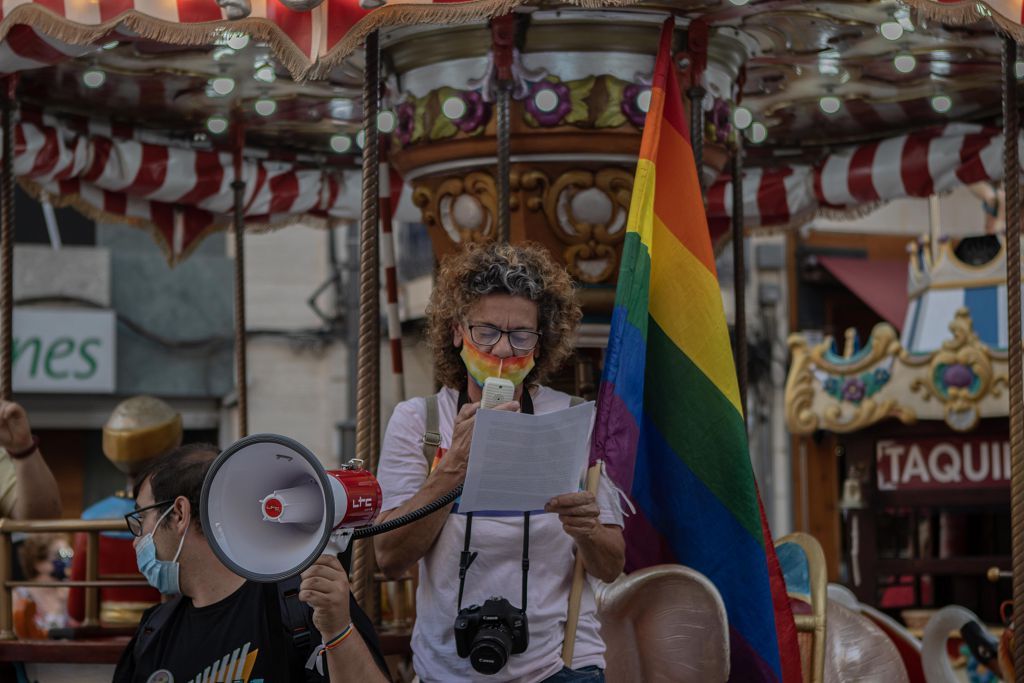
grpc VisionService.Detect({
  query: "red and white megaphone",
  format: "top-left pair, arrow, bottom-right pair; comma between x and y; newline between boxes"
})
200,434 -> 382,582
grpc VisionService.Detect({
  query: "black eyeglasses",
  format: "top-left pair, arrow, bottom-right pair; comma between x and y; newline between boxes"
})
467,324 -> 541,351
124,500 -> 174,538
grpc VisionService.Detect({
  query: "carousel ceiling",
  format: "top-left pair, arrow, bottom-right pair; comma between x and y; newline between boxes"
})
0,0 -> 1016,156
0,0 -> 1017,261
16,33 -> 367,156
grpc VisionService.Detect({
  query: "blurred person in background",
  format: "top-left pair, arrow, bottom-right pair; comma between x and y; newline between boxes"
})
13,533 -> 73,638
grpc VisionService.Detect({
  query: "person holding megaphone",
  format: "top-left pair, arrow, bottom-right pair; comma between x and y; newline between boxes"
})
375,243 -> 626,683
113,443 -> 389,682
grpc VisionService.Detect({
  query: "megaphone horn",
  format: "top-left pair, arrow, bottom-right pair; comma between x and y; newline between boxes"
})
200,434 -> 382,583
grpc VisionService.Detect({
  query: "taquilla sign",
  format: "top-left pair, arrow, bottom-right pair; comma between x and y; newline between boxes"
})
876,436 -> 1010,492
13,308 -> 115,393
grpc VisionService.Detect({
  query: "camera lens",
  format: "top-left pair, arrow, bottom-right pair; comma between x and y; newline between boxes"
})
470,628 -> 513,675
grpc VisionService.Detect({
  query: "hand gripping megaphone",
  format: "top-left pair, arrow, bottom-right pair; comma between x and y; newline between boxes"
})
200,434 -> 382,582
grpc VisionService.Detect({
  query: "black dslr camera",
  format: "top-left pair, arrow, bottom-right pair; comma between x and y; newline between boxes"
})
454,596 -> 530,675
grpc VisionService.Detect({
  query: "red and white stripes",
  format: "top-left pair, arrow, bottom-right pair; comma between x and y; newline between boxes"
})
0,0 -> 374,78
706,123 -> 1018,236
379,151 -> 404,401
0,25 -> 95,74
7,110 -> 347,262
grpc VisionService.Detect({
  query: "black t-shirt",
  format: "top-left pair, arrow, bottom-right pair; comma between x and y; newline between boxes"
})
113,580 -> 386,682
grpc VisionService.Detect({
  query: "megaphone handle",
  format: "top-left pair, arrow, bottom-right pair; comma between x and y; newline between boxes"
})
325,529 -> 356,557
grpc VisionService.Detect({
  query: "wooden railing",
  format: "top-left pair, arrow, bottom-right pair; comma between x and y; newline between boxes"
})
0,518 -> 148,639
0,519 -> 414,666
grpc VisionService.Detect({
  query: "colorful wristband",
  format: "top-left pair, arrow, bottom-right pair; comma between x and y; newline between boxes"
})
305,622 -> 355,675
324,623 -> 354,651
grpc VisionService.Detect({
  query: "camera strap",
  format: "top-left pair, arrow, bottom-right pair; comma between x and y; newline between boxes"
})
456,387 -> 533,613
456,511 -> 531,612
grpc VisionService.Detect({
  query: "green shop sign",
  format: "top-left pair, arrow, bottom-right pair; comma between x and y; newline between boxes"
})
12,308 -> 115,393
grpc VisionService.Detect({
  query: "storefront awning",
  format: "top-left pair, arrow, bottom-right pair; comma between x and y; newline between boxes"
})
818,256 -> 908,331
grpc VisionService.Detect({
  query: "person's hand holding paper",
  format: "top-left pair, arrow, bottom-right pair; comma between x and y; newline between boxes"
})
458,401 -> 596,513
434,400 -> 520,487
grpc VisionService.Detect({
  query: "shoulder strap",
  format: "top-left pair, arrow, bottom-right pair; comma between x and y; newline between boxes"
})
132,596 -> 183,660
569,395 -> 585,407
422,394 -> 441,468
273,578 -> 316,680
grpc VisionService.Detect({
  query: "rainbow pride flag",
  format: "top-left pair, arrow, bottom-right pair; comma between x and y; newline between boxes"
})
590,19 -> 801,683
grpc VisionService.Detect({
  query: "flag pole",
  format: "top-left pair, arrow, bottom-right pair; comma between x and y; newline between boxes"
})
562,461 -> 602,666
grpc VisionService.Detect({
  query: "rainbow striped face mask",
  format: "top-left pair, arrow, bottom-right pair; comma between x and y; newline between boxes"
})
459,334 -> 535,387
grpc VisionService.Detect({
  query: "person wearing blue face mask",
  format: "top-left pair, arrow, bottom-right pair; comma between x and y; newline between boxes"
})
113,443 -> 390,683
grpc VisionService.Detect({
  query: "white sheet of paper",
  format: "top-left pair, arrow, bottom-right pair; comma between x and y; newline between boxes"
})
458,401 -> 596,513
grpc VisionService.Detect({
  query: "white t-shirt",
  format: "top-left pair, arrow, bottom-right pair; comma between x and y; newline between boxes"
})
377,386 -> 624,683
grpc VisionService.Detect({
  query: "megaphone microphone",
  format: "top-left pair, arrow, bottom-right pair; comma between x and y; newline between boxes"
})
201,434 -> 382,582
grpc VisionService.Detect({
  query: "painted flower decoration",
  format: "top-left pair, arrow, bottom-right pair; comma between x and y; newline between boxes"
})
396,100 -> 416,146
841,378 -> 866,403
708,98 -> 732,145
872,368 -> 891,385
454,91 -> 489,133
824,377 -> 840,395
525,81 -> 571,127
621,84 -> 649,128
941,363 -> 974,389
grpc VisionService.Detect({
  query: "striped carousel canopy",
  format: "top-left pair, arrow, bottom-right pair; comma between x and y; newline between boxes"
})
706,123 -> 1020,236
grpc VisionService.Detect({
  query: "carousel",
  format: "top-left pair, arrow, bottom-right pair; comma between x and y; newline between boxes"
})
0,0 -> 1019,681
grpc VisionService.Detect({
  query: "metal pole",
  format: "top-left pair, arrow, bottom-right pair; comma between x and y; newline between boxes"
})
83,531 -> 100,627
0,78 -> 14,401
352,29 -> 381,617
928,194 -> 942,264
731,137 -> 747,416
688,85 -> 706,192
491,14 -> 515,243
1001,34 -> 1024,680
496,85 -> 511,242
232,132 -> 249,439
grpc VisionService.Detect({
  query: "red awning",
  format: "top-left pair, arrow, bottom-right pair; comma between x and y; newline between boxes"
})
818,256 -> 908,331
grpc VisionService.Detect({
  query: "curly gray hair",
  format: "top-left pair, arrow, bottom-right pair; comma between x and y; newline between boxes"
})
426,242 -> 581,389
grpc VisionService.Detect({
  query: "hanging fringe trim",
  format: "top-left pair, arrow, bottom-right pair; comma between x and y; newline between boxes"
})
0,0 -> 656,81
901,0 -> 1024,44
19,177 -> 340,266
0,6 -> 316,81
308,0 -> 522,79
18,177 -> 224,266
710,201 -> 887,252
561,0 -> 642,8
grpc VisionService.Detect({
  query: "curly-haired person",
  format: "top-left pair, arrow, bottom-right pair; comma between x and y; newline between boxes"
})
375,242 -> 625,683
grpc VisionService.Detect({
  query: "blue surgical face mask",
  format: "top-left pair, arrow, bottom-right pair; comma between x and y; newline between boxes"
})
134,504 -> 188,595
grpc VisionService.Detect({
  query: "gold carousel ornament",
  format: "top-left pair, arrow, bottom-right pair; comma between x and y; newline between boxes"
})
386,13 -> 748,309
786,237 -> 1014,435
